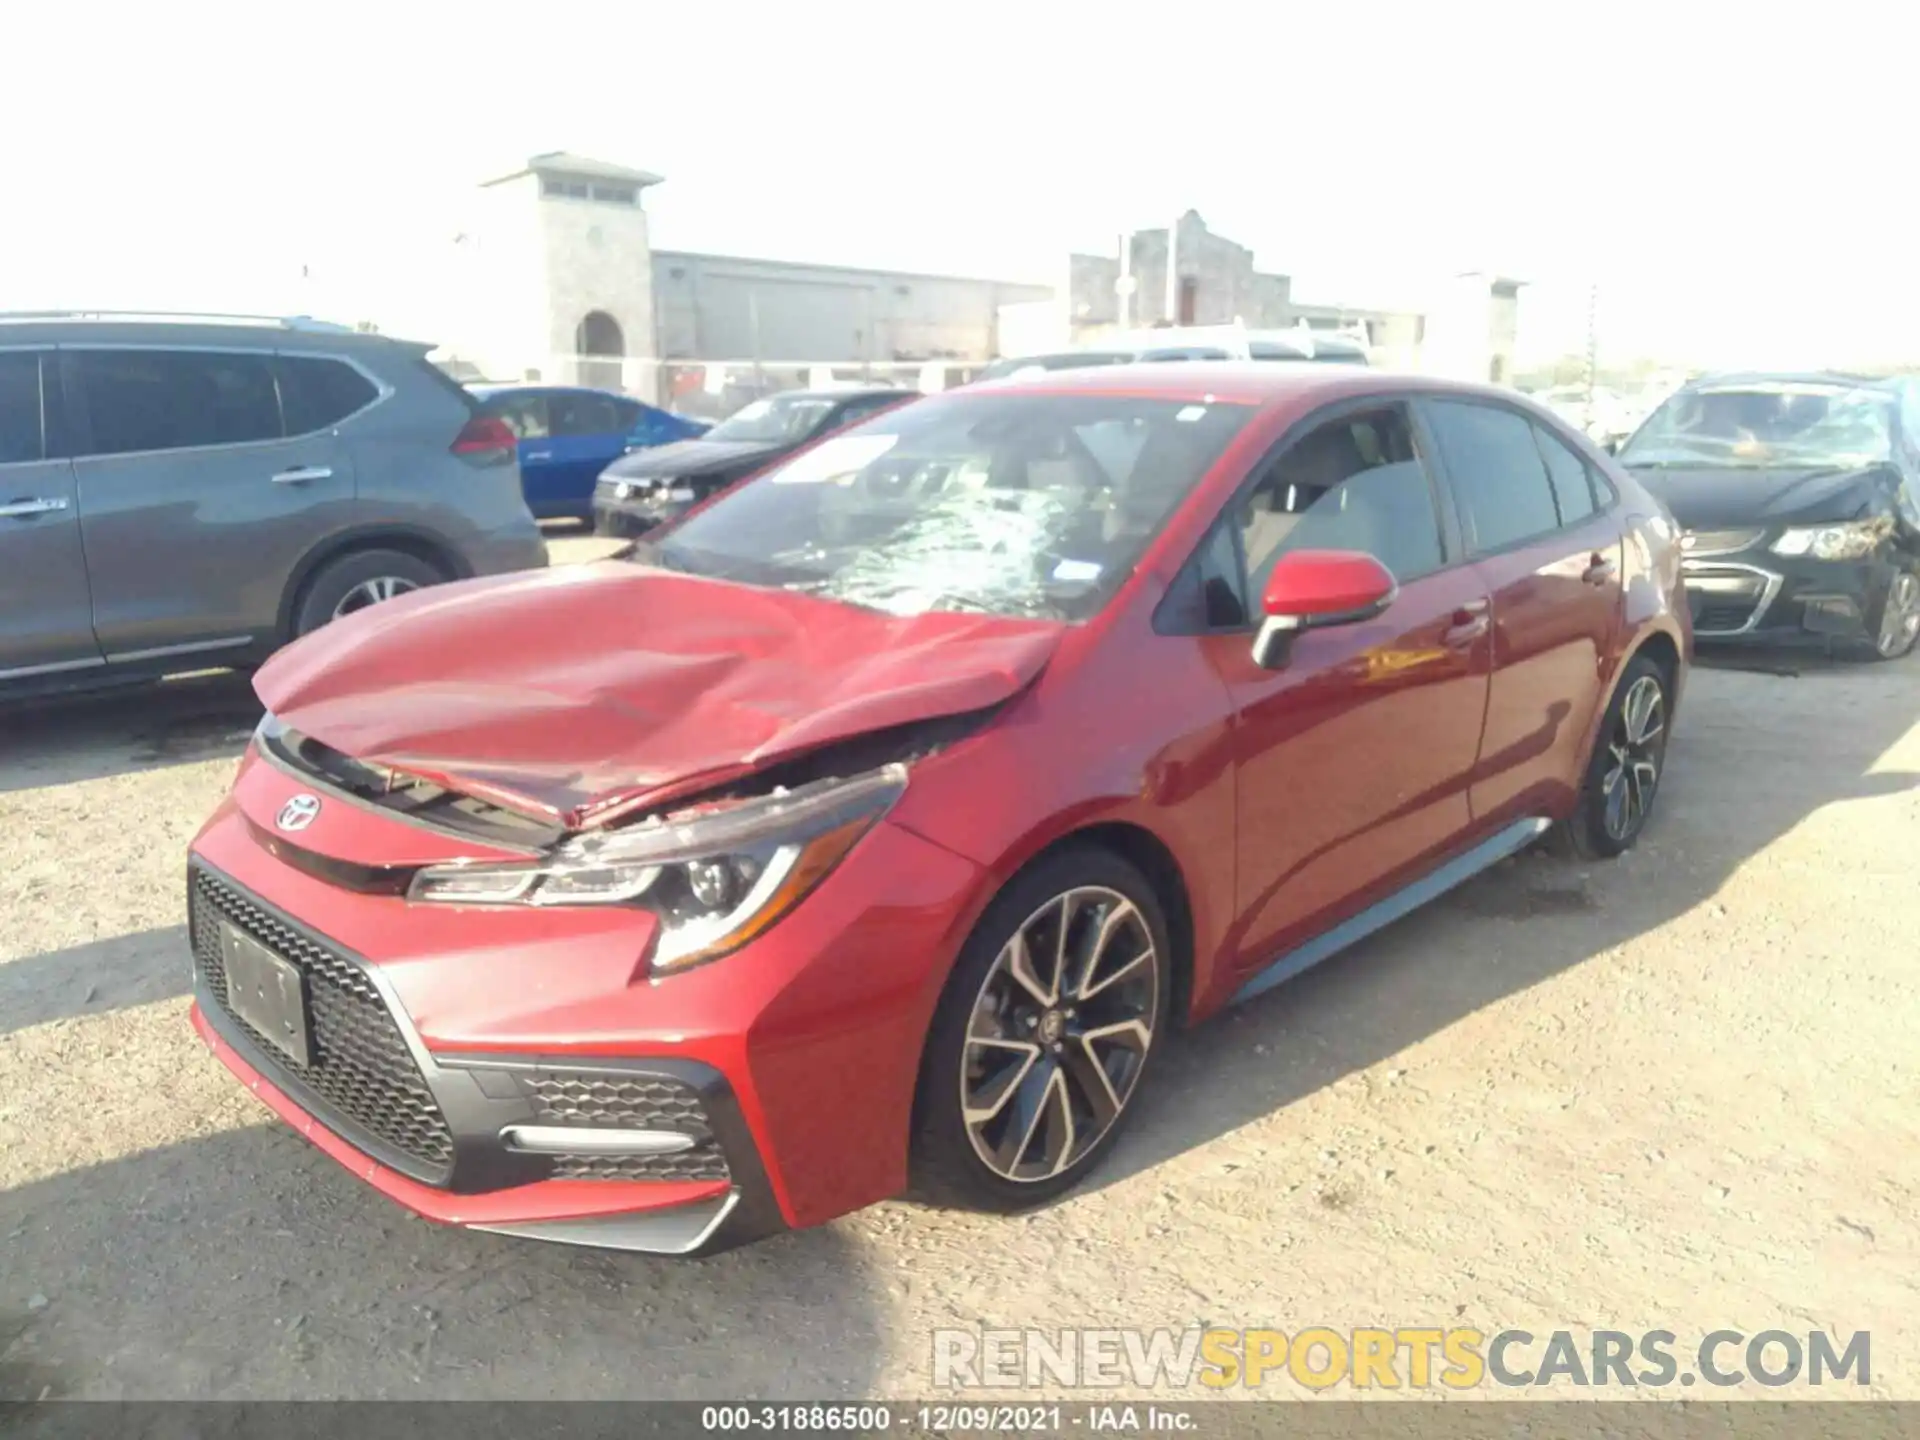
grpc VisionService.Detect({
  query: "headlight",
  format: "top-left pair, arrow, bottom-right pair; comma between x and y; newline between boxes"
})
408,765 -> 907,973
1772,519 -> 1887,560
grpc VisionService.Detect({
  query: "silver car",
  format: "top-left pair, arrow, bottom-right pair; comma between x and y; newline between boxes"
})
0,312 -> 546,697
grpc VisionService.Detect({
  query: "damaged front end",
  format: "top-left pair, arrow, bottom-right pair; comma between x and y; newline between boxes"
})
408,765 -> 909,974
254,701 -> 1002,973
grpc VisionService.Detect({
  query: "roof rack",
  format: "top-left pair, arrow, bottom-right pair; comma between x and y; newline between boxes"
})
0,310 -> 355,333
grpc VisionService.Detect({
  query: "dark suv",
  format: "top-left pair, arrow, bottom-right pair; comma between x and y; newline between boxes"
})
0,312 -> 547,697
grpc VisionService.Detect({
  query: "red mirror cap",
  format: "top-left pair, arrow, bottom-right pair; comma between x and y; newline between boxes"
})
1261,549 -> 1397,620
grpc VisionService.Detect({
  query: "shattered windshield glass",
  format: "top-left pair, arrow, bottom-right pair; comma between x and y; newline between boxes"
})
635,392 -> 1254,621
1618,382 -> 1895,470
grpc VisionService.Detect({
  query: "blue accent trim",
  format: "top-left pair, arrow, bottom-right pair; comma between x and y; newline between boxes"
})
1230,817 -> 1552,1006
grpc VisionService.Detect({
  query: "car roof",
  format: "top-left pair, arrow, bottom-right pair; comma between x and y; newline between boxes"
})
1684,370 -> 1899,392
958,360 -> 1506,410
762,387 -> 907,402
0,315 -> 428,353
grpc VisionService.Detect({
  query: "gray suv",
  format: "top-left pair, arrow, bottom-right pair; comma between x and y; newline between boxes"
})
0,312 -> 547,698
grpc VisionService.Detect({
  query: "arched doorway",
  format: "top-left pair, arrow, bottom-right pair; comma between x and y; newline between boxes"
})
576,310 -> 625,390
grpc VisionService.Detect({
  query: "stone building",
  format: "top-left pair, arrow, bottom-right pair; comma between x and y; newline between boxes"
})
443,152 -> 1048,399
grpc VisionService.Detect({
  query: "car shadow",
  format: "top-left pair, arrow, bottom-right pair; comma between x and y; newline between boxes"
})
1081,658 -> 1920,1197
0,672 -> 261,794
0,927 -> 191,1041
0,1122 -> 886,1401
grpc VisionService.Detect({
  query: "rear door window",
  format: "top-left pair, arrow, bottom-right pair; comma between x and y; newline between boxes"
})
485,391 -> 550,439
71,350 -> 282,456
1532,423 -> 1598,525
549,391 -> 626,436
1424,400 -> 1563,554
278,356 -> 378,434
0,352 -> 44,464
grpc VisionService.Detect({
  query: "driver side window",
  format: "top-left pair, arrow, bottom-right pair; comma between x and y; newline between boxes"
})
1237,406 -> 1445,598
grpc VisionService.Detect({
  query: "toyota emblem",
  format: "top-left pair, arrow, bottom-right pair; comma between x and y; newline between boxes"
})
276,794 -> 322,833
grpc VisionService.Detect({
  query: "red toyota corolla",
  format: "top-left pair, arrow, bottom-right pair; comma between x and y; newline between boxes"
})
187,364 -> 1690,1256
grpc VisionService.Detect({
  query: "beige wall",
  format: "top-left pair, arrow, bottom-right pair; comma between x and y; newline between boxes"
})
653,252 -> 1048,363
540,186 -> 655,390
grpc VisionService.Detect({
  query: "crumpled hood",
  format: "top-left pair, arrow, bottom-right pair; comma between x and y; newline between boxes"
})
1632,463 -> 1892,529
252,563 -> 1065,830
602,437 -> 785,482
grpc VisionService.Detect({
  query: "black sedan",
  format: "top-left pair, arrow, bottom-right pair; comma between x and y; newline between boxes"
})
592,387 -> 912,536
1615,372 -> 1920,660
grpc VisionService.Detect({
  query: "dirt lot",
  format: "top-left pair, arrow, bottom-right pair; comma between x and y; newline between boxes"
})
3,546 -> 1917,1400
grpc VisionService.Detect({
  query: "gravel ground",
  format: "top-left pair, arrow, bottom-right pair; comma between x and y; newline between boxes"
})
2,592 -> 1916,1400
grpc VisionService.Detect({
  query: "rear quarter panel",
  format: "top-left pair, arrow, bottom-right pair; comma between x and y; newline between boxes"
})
346,357 -> 543,575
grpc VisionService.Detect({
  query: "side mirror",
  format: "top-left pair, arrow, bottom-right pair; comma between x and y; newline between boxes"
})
1251,549 -> 1398,669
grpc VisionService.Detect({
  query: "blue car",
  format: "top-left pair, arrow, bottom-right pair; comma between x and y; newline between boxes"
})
471,384 -> 710,521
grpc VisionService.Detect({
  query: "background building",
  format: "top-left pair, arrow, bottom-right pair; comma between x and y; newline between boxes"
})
439,155 -> 1522,401
442,152 -> 1047,399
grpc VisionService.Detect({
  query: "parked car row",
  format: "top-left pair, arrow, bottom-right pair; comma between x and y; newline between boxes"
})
7,311 -> 1910,1260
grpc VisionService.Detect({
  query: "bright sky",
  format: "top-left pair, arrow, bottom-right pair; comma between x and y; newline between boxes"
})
4,1 -> 1915,369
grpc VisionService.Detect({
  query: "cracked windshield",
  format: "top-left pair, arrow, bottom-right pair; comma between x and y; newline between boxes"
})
640,393 -> 1252,619
1618,382 -> 1897,469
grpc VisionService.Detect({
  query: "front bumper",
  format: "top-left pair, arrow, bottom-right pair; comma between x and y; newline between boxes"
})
1681,549 -> 1902,646
186,763 -> 987,1252
592,480 -> 695,534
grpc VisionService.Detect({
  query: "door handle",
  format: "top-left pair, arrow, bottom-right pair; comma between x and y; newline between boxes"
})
1582,552 -> 1618,585
0,496 -> 70,519
1442,602 -> 1489,649
270,466 -> 333,485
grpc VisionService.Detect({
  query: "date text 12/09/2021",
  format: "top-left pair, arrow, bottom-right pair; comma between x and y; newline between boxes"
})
700,1406 -> 1195,1433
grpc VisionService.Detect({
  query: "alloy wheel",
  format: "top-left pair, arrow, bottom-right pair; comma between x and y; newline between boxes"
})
331,575 -> 419,621
1601,674 -> 1665,843
1876,571 -> 1920,658
960,886 -> 1160,1183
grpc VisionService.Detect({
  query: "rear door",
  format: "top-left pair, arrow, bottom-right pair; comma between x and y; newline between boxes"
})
63,346 -> 360,662
0,349 -> 102,681
545,390 -> 635,514
1418,397 -> 1624,826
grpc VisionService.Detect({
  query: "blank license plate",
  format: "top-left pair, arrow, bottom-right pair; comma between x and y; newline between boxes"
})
667,487 -> 696,501
221,923 -> 312,1068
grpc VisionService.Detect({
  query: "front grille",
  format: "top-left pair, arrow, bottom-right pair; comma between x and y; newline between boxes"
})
190,866 -> 456,1181
1682,527 -> 1765,557
258,719 -> 561,850
522,1070 -> 730,1183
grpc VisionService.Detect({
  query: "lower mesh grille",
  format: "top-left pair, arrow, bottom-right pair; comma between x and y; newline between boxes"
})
522,1071 -> 730,1183
190,866 -> 456,1181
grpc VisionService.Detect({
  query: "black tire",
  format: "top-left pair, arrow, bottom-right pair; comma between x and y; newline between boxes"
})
1558,652 -> 1672,860
1861,567 -> 1920,662
910,845 -> 1173,1212
291,549 -> 445,638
